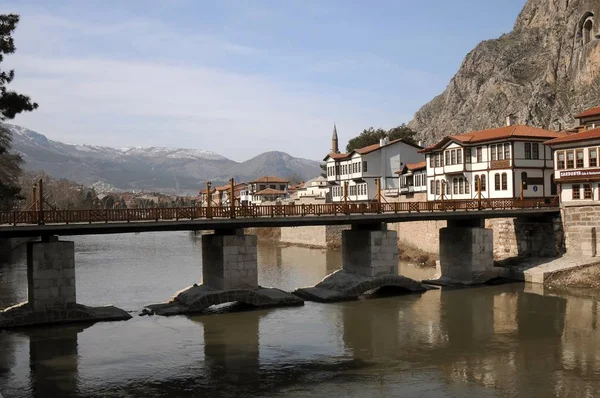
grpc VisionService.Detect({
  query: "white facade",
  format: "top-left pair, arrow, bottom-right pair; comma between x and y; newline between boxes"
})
324,138 -> 423,203
423,127 -> 560,202
239,177 -> 289,205
547,108 -> 600,204
398,164 -> 427,195
295,176 -> 331,202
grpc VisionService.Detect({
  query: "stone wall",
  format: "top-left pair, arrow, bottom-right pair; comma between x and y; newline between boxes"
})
562,203 -> 600,257
202,233 -> 258,290
387,220 -> 445,254
27,239 -> 76,311
486,216 -> 564,259
280,226 -> 326,248
439,227 -> 494,282
342,228 -> 398,277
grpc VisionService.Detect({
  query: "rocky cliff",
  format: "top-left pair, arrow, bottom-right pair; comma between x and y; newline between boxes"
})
410,0 -> 600,144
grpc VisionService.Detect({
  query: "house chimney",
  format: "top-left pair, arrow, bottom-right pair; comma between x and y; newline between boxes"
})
506,114 -> 517,127
379,137 -> 386,147
418,140 -> 423,147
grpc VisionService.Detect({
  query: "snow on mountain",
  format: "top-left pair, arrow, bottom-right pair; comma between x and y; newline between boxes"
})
3,123 -> 322,193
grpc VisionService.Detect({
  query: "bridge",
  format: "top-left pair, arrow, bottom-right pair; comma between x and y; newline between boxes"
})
0,197 -> 558,237
0,197 -> 561,329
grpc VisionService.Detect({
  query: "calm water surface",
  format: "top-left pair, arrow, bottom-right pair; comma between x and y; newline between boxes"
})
0,232 -> 599,397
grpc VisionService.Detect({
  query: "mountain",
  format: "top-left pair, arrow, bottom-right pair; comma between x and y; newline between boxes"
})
218,151 -> 322,183
6,124 -> 322,194
409,0 -> 600,144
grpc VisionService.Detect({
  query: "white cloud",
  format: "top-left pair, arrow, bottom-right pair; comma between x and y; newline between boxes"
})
1,6 -> 428,161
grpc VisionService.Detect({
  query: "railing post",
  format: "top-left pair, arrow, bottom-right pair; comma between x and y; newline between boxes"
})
302,203 -> 305,216
477,179 -> 482,210
105,209 -> 108,223
344,182 -> 349,215
270,206 -> 274,218
206,181 -> 212,219
441,180 -> 445,211
229,178 -> 236,219
38,179 -> 45,225
88,209 -> 92,224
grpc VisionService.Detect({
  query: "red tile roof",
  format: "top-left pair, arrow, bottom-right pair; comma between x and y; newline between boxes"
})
545,127 -> 600,145
421,125 -> 564,153
575,106 -> 600,119
324,139 -> 422,160
323,152 -> 351,161
249,176 -> 290,184
395,160 -> 427,174
406,161 -> 427,171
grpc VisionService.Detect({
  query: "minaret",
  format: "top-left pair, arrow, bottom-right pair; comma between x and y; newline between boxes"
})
331,123 -> 340,154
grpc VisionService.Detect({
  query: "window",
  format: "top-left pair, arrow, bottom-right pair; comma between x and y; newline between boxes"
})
453,178 -> 458,195
521,172 -> 528,190
481,175 -> 487,191
573,184 -> 581,200
430,180 -> 435,195
429,155 -> 434,168
459,178 -> 464,194
474,175 -> 480,192
457,149 -> 462,164
280,185 -> 286,190
504,143 -> 510,160
584,184 -> 593,199
465,179 -> 470,194
532,143 -> 539,160
435,180 -> 440,195
525,143 -> 532,159
567,151 -> 574,169
495,174 -> 501,190
445,151 -> 450,166
363,161 -> 368,172
446,180 -> 450,195
435,154 -> 440,168
465,148 -> 472,163
498,145 -> 504,160
491,145 -> 497,161
557,152 -> 565,170
451,150 -> 456,165
358,162 -> 362,172
590,149 -> 598,167
476,147 -> 483,162
576,150 -> 584,168
440,153 -> 444,167
501,173 -> 507,191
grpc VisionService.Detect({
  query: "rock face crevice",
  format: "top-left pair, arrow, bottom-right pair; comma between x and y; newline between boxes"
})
410,0 -> 600,144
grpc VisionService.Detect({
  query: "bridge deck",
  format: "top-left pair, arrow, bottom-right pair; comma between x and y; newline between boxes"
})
0,198 -> 560,238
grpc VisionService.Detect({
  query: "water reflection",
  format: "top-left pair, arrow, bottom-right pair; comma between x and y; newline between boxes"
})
0,234 -> 599,397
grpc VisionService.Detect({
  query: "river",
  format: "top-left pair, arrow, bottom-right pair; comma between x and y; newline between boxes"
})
0,231 -> 599,397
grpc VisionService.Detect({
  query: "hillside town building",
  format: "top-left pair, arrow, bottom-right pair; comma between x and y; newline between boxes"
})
324,126 -> 423,203
294,176 -> 331,204
397,161 -> 427,200
240,176 -> 290,205
547,106 -> 600,204
420,119 -> 564,201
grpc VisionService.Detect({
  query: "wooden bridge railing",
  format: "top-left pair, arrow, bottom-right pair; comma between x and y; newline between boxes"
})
0,197 -> 560,226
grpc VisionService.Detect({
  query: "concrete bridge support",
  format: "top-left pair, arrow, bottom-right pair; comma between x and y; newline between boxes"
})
294,223 -> 426,302
147,229 -> 302,316
426,219 -> 500,285
0,236 -> 131,328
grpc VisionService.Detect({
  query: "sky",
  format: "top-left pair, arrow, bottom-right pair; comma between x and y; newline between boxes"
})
1,0 -> 527,161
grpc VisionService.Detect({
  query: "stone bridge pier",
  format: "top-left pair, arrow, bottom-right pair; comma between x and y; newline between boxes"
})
294,223 -> 426,302
148,229 -> 302,316
0,236 -> 131,329
426,218 -> 499,285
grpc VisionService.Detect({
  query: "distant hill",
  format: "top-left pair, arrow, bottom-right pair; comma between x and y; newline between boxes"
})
5,124 -> 322,194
